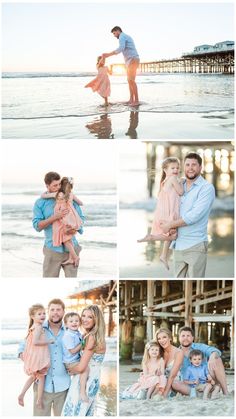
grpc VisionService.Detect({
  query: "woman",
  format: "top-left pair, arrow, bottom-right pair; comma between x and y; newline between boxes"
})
62,305 -> 106,416
155,328 -> 185,397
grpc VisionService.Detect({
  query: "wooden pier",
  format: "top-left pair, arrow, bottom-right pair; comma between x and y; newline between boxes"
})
111,47 -> 234,75
119,280 -> 234,368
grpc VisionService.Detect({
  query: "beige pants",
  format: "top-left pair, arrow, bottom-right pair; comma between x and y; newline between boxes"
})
43,245 -> 81,278
173,241 -> 208,278
33,384 -> 68,416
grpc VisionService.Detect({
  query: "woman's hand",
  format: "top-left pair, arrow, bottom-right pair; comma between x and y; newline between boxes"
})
67,364 -> 79,375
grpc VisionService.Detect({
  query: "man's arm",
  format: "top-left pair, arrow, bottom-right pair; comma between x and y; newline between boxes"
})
103,33 -> 125,58
32,199 -> 69,232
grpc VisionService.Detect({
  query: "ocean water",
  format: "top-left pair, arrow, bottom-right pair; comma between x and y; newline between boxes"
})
2,72 -> 234,138
1,319 -> 117,415
1,184 -> 117,278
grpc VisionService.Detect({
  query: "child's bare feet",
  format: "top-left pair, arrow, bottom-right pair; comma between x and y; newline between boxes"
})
62,257 -> 74,266
74,255 -> 80,267
137,234 -> 154,242
36,398 -> 43,409
80,392 -> 89,402
160,256 -> 169,270
18,394 -> 24,407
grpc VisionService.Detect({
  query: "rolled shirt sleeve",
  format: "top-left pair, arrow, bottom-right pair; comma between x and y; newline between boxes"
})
182,183 -> 215,225
32,199 -> 45,232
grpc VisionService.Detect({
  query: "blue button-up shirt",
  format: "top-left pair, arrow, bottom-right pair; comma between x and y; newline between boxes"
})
183,363 -> 209,387
180,342 -> 221,379
32,198 -> 85,253
62,329 -> 82,364
18,321 -> 70,393
171,176 -> 215,250
115,32 -> 139,65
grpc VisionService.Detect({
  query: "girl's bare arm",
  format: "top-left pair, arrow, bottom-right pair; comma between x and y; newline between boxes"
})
72,194 -> 83,206
41,192 -> 57,199
170,176 -> 184,196
32,325 -> 54,346
163,350 -> 184,397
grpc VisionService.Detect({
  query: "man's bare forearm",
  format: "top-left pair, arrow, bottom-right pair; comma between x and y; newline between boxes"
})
38,215 -> 58,231
168,218 -> 186,229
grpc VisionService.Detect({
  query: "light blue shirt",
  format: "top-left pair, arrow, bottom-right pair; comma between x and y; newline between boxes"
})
32,197 -> 85,253
115,32 -> 139,65
180,342 -> 221,378
183,363 -> 209,387
62,329 -> 82,364
171,176 -> 215,250
18,321 -> 70,393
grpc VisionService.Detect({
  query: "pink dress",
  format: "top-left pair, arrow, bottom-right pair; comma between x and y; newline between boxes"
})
85,67 -> 111,98
151,179 -> 180,235
23,327 -> 50,379
53,194 -> 82,247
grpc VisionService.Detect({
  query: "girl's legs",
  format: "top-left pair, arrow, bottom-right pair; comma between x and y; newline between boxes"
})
79,367 -> 89,402
62,240 -> 80,266
138,232 -> 176,243
146,385 -> 156,399
160,241 -> 170,270
18,375 -> 35,406
36,375 -> 46,409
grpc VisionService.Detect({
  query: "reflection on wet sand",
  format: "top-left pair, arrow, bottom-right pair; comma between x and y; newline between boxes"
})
86,114 -> 114,139
125,111 -> 139,139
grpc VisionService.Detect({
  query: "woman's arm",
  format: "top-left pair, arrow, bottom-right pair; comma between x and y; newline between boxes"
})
170,176 -> 184,196
69,342 -> 82,355
66,335 -> 96,374
72,194 -> 83,206
41,192 -> 57,199
163,350 -> 184,397
159,358 -> 165,375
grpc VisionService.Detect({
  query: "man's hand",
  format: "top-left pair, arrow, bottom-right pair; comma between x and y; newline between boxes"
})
65,225 -> 77,235
160,220 -> 172,234
54,209 -> 69,220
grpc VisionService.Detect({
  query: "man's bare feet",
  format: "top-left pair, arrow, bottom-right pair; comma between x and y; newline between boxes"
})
130,101 -> 140,106
36,398 -> 43,409
160,256 -> 169,270
18,394 -> 24,407
80,393 -> 89,402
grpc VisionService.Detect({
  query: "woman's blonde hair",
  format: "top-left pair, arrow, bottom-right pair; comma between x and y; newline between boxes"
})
82,305 -> 106,351
142,340 -> 163,368
155,327 -> 172,343
28,304 -> 45,331
159,157 -> 180,190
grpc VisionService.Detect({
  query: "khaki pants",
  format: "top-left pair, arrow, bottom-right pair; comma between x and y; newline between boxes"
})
173,241 -> 208,278
33,384 -> 68,416
43,245 -> 81,278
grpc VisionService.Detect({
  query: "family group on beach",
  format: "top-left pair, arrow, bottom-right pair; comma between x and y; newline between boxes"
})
18,299 -> 106,416
85,26 -> 140,106
122,327 -> 228,401
138,151 -> 215,278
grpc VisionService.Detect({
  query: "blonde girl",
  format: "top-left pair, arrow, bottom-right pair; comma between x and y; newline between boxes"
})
121,341 -> 166,400
18,304 -> 53,409
85,56 -> 111,106
138,157 -> 184,270
41,177 -> 83,266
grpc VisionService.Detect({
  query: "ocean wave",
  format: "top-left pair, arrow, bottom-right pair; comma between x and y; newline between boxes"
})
2,339 -> 21,345
1,353 -> 18,360
2,72 -> 96,79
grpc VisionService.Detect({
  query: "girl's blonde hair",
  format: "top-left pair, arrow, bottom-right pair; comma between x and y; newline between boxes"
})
82,305 -> 106,351
28,304 -> 45,330
159,157 -> 180,190
97,56 -> 105,68
56,176 -> 74,202
142,340 -> 163,368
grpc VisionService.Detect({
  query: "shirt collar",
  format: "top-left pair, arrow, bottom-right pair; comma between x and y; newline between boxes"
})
43,319 -> 65,331
183,175 -> 204,188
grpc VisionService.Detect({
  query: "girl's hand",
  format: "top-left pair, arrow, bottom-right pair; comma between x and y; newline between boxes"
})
55,209 -> 69,219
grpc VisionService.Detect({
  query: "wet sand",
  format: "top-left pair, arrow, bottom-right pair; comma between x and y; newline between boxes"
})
119,363 -> 234,416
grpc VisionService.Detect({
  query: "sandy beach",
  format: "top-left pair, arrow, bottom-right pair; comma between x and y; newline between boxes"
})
119,363 -> 234,416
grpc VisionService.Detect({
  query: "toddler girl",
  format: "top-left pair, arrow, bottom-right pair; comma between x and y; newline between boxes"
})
41,177 -> 83,266
18,304 -> 53,409
85,56 -> 111,106
62,312 -> 89,402
138,157 -> 184,270
121,341 -> 166,400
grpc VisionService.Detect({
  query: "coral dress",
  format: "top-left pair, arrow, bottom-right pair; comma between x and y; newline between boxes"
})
53,194 -> 82,247
151,179 -> 180,235
23,326 -> 50,379
85,67 -> 111,98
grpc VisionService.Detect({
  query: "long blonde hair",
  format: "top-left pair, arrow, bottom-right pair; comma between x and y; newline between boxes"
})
27,304 -> 45,331
81,305 -> 106,351
142,340 -> 163,369
159,157 -> 180,191
155,327 -> 172,346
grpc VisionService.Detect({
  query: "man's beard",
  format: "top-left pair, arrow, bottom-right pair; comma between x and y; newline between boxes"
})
50,318 -> 63,324
185,173 -> 199,180
181,342 -> 192,347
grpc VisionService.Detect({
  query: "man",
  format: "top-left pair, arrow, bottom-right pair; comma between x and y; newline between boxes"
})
103,26 -> 140,105
32,172 -> 85,277
160,152 -> 215,278
178,326 -> 228,395
18,299 -> 70,416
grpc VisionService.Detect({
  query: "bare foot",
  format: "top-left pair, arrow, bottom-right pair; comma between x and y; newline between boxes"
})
138,234 -> 172,243
80,393 -> 89,402
74,255 -> 80,267
211,385 -> 221,399
36,398 -> 43,409
130,101 -> 140,106
160,256 -> 169,270
137,234 -> 153,243
18,394 -> 24,407
62,257 -> 74,266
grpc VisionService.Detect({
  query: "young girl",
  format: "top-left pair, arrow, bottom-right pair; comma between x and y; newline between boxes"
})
41,177 -> 83,266
138,157 -> 184,270
121,341 -> 167,400
85,56 -> 111,106
18,304 -> 53,409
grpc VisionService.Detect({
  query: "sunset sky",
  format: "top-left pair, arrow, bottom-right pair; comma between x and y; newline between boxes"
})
2,1 -> 234,72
